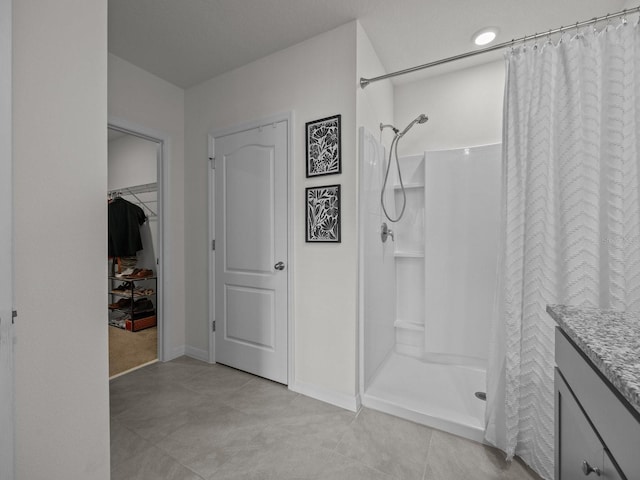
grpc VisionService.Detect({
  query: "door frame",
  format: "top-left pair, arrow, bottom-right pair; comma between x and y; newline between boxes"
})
0,0 -> 14,477
208,112 -> 294,385
108,117 -> 168,362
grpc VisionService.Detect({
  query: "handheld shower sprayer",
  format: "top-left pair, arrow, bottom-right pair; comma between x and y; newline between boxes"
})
380,114 -> 429,224
398,114 -> 428,137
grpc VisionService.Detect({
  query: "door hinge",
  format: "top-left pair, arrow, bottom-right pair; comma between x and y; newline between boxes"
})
212,239 -> 216,251
209,156 -> 215,169
212,320 -> 216,332
12,310 -> 17,324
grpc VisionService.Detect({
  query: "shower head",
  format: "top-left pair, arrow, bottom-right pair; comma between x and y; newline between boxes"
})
398,114 -> 428,137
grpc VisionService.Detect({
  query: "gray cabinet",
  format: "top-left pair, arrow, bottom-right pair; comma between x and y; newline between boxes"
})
555,327 -> 638,480
555,369 -> 623,479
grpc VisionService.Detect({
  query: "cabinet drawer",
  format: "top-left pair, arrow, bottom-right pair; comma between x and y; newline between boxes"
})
555,328 -> 640,478
555,369 -> 604,479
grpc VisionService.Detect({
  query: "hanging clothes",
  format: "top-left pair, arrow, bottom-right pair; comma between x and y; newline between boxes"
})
108,197 -> 147,257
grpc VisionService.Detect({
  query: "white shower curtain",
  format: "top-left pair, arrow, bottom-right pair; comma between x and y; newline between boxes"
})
485,19 -> 640,480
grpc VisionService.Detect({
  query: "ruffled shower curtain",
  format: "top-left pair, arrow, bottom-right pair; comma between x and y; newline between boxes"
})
485,19 -> 640,480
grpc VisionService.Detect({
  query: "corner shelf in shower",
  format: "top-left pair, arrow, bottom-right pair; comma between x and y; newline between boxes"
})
394,319 -> 425,331
393,183 -> 424,190
394,251 -> 425,258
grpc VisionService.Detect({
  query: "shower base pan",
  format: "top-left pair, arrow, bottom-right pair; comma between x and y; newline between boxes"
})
362,352 -> 486,443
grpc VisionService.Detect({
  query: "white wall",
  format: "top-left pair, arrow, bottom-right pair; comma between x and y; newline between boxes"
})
0,0 -> 13,477
13,1 -> 110,479
355,24 -> 396,390
394,61 -> 505,155
356,23 -> 394,137
185,22 -> 359,402
424,144 -> 502,364
108,54 -> 186,360
108,134 -> 157,190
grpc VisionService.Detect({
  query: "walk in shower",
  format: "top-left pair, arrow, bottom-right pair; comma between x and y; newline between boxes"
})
358,126 -> 501,442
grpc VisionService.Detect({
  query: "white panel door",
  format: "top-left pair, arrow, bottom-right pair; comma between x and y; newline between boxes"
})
0,0 -> 13,476
215,120 -> 288,384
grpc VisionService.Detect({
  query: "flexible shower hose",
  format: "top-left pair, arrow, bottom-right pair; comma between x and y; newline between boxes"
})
380,133 -> 406,223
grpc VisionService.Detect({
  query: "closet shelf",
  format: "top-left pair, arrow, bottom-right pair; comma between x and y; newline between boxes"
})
109,275 -> 157,332
109,276 -> 157,281
110,291 -> 156,300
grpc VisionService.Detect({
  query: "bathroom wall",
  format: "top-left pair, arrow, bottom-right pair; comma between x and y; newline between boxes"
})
0,0 -> 11,474
185,22 -> 359,404
13,0 -> 110,478
391,62 -> 504,365
394,60 -> 505,153
356,24 -> 396,389
359,128 -> 397,387
108,53 -> 186,360
424,144 -> 502,364
108,134 -> 157,190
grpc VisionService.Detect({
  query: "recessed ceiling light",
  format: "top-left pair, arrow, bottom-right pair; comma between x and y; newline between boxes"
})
473,28 -> 498,46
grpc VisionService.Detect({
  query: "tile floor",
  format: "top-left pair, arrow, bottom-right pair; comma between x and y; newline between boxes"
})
110,356 -> 542,480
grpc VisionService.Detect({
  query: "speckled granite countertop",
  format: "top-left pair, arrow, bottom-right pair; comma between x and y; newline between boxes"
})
547,304 -> 640,416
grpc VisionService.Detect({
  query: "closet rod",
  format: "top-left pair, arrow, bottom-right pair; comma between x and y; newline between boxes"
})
360,5 -> 640,88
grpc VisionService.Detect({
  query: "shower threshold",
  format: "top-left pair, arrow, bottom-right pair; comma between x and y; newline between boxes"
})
362,352 -> 486,443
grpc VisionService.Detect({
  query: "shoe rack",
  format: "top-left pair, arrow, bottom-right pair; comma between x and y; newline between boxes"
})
109,271 -> 157,332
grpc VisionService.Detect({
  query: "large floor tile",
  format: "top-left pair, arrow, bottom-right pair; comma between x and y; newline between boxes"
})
176,364 -> 254,400
217,376 -> 298,417
423,430 -> 542,480
258,394 -> 357,449
207,433 -> 386,480
110,358 -> 542,480
155,404 -> 269,478
110,418 -> 153,467
111,443 -> 204,480
113,385 -> 211,441
336,408 -> 432,480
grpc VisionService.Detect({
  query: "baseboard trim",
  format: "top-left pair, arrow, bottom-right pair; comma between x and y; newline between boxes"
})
165,345 -> 185,361
288,380 -> 360,412
185,345 -> 209,363
109,359 -> 158,380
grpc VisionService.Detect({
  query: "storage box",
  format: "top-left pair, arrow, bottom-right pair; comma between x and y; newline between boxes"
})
125,315 -> 156,332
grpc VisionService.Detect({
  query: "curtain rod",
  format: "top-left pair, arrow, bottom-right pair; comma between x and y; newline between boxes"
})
360,5 -> 640,88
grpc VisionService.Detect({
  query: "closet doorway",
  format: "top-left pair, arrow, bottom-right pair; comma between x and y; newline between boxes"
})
108,125 -> 164,377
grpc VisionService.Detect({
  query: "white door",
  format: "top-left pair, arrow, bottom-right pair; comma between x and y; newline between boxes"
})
0,0 -> 14,476
214,120 -> 288,384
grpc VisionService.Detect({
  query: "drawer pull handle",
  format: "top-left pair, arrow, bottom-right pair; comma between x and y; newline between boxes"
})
582,460 -> 601,476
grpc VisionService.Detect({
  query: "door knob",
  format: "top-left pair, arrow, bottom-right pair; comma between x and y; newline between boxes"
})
274,261 -> 285,271
582,461 -> 601,476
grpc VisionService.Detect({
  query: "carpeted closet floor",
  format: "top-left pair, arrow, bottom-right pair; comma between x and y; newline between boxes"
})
109,326 -> 157,377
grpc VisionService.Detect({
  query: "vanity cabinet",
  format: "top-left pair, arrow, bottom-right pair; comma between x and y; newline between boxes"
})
555,369 -> 623,479
555,327 -> 639,480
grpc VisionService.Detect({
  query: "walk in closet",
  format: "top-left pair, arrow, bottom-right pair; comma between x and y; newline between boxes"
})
107,128 -> 160,377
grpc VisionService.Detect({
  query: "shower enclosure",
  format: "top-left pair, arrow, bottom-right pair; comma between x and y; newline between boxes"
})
358,126 -> 501,442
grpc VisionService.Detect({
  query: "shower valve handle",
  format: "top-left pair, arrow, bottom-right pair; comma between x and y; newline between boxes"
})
381,223 -> 394,243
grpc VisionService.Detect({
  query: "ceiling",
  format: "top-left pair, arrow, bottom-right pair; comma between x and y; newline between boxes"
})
109,0 -> 630,89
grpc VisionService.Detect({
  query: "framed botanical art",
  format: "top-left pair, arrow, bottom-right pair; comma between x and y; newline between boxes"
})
305,184 -> 341,243
306,114 -> 341,177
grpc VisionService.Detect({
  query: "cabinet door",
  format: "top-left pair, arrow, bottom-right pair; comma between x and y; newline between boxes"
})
555,369 -> 604,479
602,451 -> 625,480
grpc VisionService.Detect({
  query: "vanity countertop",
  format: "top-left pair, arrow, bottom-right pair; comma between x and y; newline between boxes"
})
547,304 -> 640,416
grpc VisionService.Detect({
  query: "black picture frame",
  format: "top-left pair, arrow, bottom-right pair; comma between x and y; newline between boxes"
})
306,114 -> 341,177
305,184 -> 341,243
